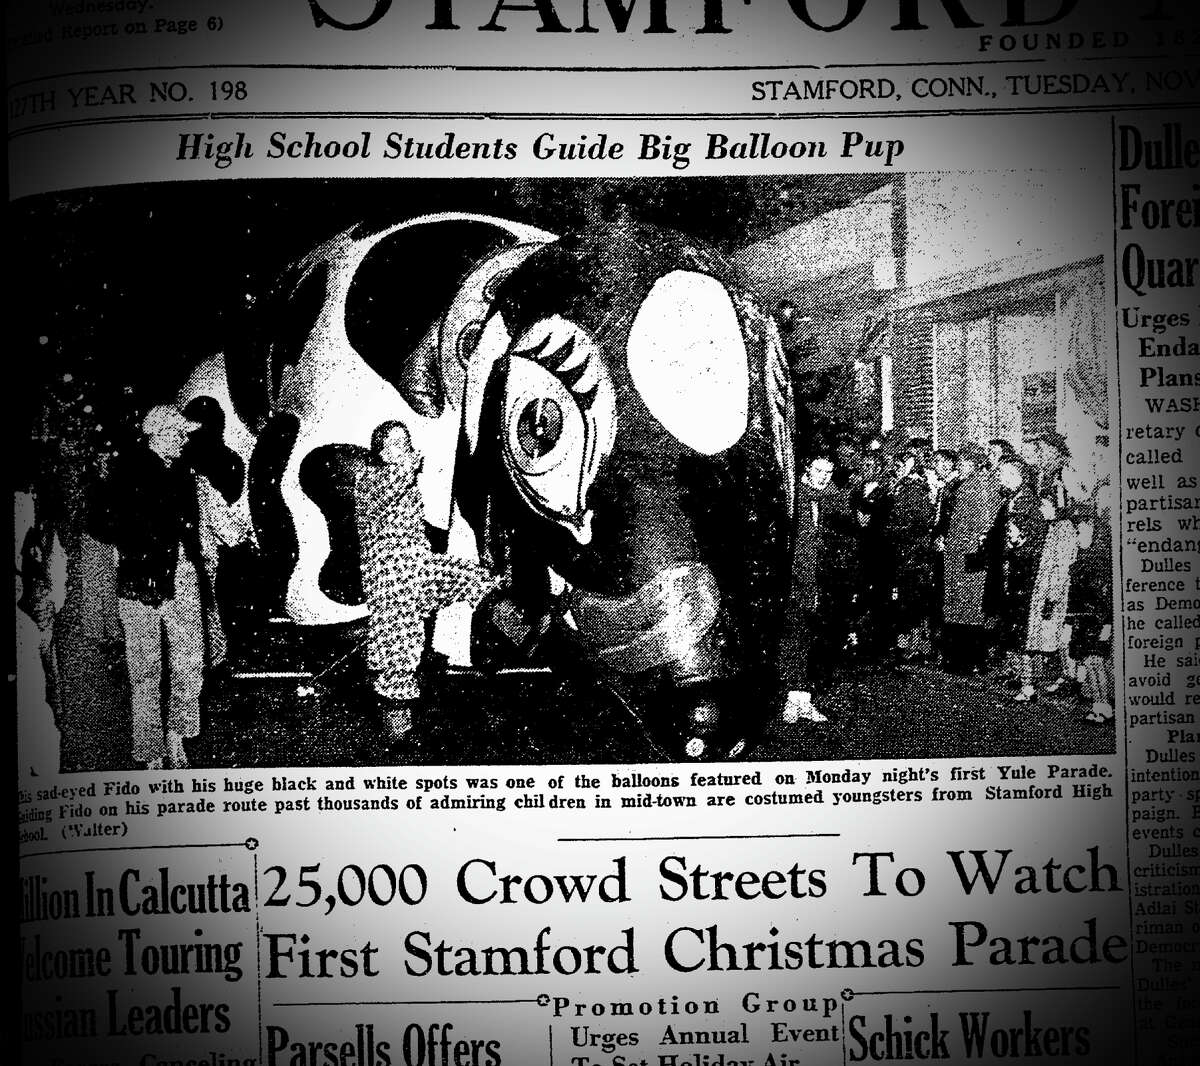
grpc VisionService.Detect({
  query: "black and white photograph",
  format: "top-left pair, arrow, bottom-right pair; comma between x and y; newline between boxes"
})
12,173 -> 1116,772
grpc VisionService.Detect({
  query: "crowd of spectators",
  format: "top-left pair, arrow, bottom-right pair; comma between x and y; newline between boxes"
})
779,430 -> 1114,728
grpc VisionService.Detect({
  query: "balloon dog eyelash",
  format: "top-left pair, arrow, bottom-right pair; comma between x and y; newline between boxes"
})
512,331 -> 601,410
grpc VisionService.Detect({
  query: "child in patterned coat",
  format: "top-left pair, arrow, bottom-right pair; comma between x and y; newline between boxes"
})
354,422 -> 501,739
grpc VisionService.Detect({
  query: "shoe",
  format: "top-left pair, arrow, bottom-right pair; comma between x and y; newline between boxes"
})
782,691 -> 828,724
384,703 -> 414,740
1084,701 -> 1114,724
684,737 -> 707,759
165,730 -> 189,770
1013,685 -> 1037,703
1044,676 -> 1076,696
142,758 -> 164,771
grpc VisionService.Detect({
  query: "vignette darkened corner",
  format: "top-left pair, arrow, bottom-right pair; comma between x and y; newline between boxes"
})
11,174 -> 1118,774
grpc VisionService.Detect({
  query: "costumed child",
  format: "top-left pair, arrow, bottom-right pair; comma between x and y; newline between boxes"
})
354,421 -> 502,740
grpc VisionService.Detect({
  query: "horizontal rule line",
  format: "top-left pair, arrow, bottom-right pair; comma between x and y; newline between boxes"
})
558,833 -> 841,842
10,100 -> 1200,143
21,841 -> 247,860
10,57 -> 1109,91
854,986 -> 1122,997
274,999 -> 541,1007
1079,53 -> 1171,62
826,58 -> 1045,68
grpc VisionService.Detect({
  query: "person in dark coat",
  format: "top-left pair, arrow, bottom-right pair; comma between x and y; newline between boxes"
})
941,448 -> 999,673
929,448 -> 960,658
819,473 -> 862,672
92,404 -> 242,769
1066,487 -> 1114,723
887,450 -> 937,661
779,451 -> 836,723
983,458 -> 1046,679
851,450 -> 894,659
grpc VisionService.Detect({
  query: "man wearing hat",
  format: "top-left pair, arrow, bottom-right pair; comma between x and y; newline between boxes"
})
93,403 -> 241,769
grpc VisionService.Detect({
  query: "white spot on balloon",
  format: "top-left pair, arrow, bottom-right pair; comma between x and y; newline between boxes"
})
626,271 -> 749,455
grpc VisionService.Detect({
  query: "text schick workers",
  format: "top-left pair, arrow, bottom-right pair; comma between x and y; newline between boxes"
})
303,0 -> 1177,34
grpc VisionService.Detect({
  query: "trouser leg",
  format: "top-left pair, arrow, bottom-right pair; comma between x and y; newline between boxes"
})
377,592 -> 424,701
199,528 -> 227,668
162,556 -> 204,740
807,608 -> 838,690
777,600 -> 812,694
931,556 -> 946,653
1084,655 -> 1111,704
1021,652 -> 1035,686
972,625 -> 993,672
202,562 -> 227,668
1058,643 -> 1075,683
943,624 -> 969,671
119,597 -> 165,764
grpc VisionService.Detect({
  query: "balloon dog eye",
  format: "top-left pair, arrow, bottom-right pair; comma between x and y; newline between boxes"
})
501,317 -> 616,544
515,396 -> 565,461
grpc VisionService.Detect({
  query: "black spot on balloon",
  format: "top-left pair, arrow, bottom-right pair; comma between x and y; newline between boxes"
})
248,412 -> 300,612
344,221 -> 516,391
227,260 -> 330,431
298,443 -> 369,608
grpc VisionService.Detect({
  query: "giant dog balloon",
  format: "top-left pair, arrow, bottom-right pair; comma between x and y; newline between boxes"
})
210,214 -> 797,759
454,220 -> 798,759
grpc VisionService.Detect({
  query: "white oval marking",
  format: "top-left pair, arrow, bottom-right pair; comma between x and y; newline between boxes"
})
627,271 -> 749,455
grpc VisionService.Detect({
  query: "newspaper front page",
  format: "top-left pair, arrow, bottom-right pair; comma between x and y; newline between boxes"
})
9,2 -> 1199,1064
